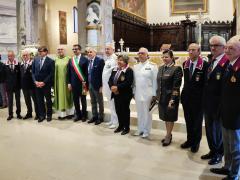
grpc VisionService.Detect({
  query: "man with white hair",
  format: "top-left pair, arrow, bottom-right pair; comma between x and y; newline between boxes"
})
133,47 -> 158,138
102,43 -> 118,129
20,49 -> 39,120
87,47 -> 105,125
180,43 -> 208,153
201,35 -> 228,165
210,35 -> 240,180
5,50 -> 22,120
54,47 -> 74,120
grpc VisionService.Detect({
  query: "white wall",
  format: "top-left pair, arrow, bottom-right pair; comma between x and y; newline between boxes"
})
147,0 -> 234,23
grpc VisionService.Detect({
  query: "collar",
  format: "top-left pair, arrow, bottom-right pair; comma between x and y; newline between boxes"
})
75,54 -> 81,59
217,54 -> 228,67
21,59 -> 32,65
184,56 -> 203,70
165,62 -> 174,68
231,57 -> 240,71
6,59 -> 18,65
106,53 -> 117,60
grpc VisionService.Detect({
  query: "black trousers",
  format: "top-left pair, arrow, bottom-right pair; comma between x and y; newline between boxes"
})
22,89 -> 39,117
35,87 -> 52,118
72,87 -> 87,118
114,96 -> 131,130
7,89 -> 21,116
182,101 -> 203,147
204,112 -> 223,156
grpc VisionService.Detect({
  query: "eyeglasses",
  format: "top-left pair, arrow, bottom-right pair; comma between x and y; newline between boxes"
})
210,44 -> 224,48
72,48 -> 79,51
57,48 -> 64,50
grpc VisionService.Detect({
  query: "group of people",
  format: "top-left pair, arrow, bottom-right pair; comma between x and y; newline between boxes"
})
0,34 -> 240,180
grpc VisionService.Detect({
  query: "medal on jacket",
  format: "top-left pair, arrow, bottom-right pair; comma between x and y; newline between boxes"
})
216,73 -> 221,80
195,74 -> 200,81
120,75 -> 125,81
231,75 -> 236,83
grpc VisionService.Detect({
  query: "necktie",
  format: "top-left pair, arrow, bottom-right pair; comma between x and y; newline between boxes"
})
88,60 -> 93,82
207,59 -> 216,79
40,58 -> 43,69
113,69 -> 121,85
189,62 -> 194,79
10,64 -> 14,71
24,63 -> 27,71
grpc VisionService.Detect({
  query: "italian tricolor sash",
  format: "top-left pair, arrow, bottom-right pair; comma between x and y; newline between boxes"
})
72,56 -> 86,82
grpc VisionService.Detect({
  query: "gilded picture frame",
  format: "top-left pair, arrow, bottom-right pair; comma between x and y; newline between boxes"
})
171,0 -> 208,14
59,11 -> 67,44
115,0 -> 147,21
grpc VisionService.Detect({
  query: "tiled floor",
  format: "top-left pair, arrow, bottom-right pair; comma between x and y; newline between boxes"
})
0,102 -> 224,180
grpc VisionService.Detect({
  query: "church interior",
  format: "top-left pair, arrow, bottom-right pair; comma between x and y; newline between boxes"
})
0,0 -> 239,180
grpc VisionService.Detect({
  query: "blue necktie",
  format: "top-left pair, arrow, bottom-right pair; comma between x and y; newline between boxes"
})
88,60 -> 93,82
189,62 -> 194,79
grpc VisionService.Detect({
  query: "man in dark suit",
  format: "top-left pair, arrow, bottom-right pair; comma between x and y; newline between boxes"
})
202,36 -> 228,165
87,47 -> 105,125
20,50 -> 39,120
210,35 -> 240,180
180,43 -> 208,153
32,46 -> 55,122
67,44 -> 88,122
5,50 -> 22,120
0,59 -> 7,108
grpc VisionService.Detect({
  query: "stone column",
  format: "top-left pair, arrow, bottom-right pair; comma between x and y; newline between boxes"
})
237,0 -> 240,35
100,0 -> 114,50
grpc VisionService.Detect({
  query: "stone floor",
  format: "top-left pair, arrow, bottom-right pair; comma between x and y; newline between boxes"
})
0,102 -> 225,180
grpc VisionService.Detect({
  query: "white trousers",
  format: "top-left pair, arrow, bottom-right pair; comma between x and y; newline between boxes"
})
135,98 -> 152,135
107,97 -> 118,125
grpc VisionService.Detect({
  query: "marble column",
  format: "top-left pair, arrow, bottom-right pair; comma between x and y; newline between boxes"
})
237,0 -> 240,35
100,0 -> 114,50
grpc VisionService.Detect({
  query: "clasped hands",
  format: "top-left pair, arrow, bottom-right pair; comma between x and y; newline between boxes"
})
111,86 -> 119,94
35,81 -> 45,88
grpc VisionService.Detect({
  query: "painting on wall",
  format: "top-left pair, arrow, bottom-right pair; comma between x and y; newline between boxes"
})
171,0 -> 208,14
59,11 -> 67,44
115,0 -> 146,20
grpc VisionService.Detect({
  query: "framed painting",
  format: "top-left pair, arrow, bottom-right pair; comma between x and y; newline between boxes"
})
171,0 -> 208,14
115,0 -> 146,21
59,11 -> 67,44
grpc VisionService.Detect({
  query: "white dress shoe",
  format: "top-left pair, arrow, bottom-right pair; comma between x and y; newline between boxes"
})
133,131 -> 143,136
142,133 -> 149,138
109,124 -> 117,129
105,122 -> 112,126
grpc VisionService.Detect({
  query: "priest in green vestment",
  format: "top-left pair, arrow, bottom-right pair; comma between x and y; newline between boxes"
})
53,47 -> 74,119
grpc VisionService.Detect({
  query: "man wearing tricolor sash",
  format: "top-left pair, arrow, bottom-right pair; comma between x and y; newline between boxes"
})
67,44 -> 88,122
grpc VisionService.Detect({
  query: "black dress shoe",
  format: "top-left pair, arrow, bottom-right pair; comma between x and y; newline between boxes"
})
73,117 -> 81,122
95,119 -> 103,125
222,175 -> 236,180
38,117 -> 45,123
191,144 -> 200,153
180,141 -> 192,149
210,167 -> 230,175
162,135 -> 172,147
7,116 -> 13,121
47,117 -> 52,122
81,117 -> 87,122
208,155 -> 222,165
23,114 -> 32,120
114,127 -> 123,133
88,118 -> 96,124
17,115 -> 23,119
121,129 -> 130,135
201,152 -> 214,160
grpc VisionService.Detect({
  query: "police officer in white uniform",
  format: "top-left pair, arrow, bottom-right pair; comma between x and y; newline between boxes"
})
102,43 -> 118,129
133,47 -> 158,138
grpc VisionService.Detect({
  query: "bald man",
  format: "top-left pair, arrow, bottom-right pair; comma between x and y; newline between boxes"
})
133,47 -> 158,138
210,35 -> 240,180
102,44 -> 118,129
180,43 -> 208,153
5,50 -> 22,120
